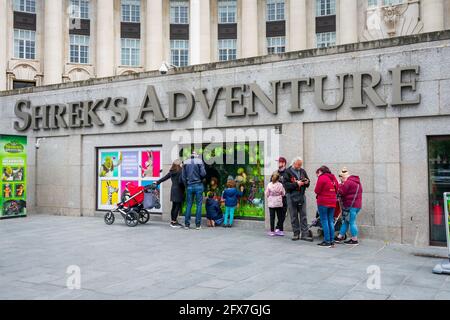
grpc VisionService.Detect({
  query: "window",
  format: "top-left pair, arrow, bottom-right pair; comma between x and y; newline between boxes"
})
428,136 -> 450,246
218,39 -> 236,61
368,0 -> 378,7
13,0 -> 35,13
383,0 -> 404,5
266,0 -> 285,21
316,0 -> 335,16
70,0 -> 89,19
218,0 -> 236,24
170,40 -> 189,67
13,80 -> 36,89
121,38 -> 141,66
316,31 -> 336,48
121,0 -> 140,23
14,29 -> 36,59
70,35 -> 90,64
170,1 -> 189,24
267,36 -> 285,54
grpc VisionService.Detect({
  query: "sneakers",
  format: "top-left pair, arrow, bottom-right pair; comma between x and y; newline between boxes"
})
222,224 -> 228,228
195,224 -> 201,230
291,234 -> 300,241
268,231 -> 276,237
334,236 -> 344,243
275,229 -> 284,236
344,239 -> 359,245
317,241 -> 333,248
300,232 -> 314,242
170,222 -> 183,228
184,224 -> 190,230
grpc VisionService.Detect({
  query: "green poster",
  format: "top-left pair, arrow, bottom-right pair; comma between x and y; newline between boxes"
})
0,135 -> 27,219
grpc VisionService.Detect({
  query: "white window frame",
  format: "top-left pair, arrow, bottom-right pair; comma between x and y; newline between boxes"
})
267,36 -> 285,54
121,38 -> 141,66
266,0 -> 285,22
218,0 -> 237,24
382,0 -> 404,6
316,31 -> 336,48
170,0 -> 189,24
316,0 -> 336,17
218,39 -> 237,61
70,0 -> 90,19
70,34 -> 90,64
14,29 -> 36,60
121,0 -> 141,23
170,39 -> 189,67
13,0 -> 35,13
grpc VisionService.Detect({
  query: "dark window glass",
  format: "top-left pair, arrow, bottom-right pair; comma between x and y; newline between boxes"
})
13,80 -> 36,89
428,136 -> 450,246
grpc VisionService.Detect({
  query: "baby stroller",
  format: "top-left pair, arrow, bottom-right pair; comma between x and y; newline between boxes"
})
104,183 -> 161,227
307,201 -> 347,240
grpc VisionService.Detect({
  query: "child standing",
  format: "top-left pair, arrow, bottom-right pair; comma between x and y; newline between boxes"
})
221,179 -> 243,228
265,172 -> 286,236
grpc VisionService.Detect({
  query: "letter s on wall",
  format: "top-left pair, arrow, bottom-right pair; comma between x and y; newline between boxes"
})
14,100 -> 32,131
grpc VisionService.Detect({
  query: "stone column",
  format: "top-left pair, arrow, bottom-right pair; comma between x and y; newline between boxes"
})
289,0 -> 307,51
241,0 -> 259,58
96,0 -> 115,77
190,0 -> 211,65
422,0 -> 444,33
339,0 -> 358,44
145,0 -> 164,71
43,0 -> 63,85
0,0 -> 7,91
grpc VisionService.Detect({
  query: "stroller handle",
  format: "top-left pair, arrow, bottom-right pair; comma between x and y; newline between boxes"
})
117,189 -> 144,207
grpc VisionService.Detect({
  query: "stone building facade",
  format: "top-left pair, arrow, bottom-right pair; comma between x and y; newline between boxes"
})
1,0 -> 450,91
1,30 -> 450,247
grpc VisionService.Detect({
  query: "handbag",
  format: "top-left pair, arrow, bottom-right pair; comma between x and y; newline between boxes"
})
342,183 -> 360,222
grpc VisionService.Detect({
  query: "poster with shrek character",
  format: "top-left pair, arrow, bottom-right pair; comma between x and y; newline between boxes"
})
0,135 -> 27,219
99,152 -> 122,177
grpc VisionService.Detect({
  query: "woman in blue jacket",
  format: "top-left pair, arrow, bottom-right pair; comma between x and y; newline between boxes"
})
221,179 -> 243,228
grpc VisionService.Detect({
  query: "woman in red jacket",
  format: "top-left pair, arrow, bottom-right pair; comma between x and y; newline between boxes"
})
314,166 -> 339,248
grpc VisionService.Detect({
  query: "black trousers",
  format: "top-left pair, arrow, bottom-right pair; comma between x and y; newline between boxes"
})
276,196 -> 287,231
269,207 -> 285,232
171,202 -> 182,221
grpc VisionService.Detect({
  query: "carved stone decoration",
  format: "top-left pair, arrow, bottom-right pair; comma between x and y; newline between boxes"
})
362,0 -> 424,41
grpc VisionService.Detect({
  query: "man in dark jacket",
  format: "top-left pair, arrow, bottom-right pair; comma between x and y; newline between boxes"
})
283,157 -> 313,241
182,152 -> 207,230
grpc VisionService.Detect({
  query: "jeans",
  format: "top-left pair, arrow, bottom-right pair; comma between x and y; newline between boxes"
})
269,207 -> 284,232
185,183 -> 204,226
171,202 -> 182,222
224,206 -> 236,225
339,207 -> 360,237
318,205 -> 335,243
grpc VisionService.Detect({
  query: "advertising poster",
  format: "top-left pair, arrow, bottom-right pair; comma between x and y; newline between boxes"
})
141,150 -> 161,178
0,135 -> 27,219
97,147 -> 162,212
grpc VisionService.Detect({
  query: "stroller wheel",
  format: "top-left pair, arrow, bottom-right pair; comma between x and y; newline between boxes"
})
104,211 -> 115,225
139,210 -> 150,224
125,211 -> 139,227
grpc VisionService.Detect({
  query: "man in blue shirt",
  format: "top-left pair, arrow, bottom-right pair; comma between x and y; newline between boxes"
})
182,152 -> 207,230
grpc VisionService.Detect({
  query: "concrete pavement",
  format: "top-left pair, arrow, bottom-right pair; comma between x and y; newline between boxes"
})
0,214 -> 449,300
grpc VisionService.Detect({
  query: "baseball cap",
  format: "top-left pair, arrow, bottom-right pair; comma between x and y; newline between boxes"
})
276,157 -> 287,163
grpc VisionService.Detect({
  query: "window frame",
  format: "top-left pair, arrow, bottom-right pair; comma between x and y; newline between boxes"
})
69,0 -> 90,19
121,38 -> 141,67
316,31 -> 336,48
69,34 -> 90,64
121,0 -> 141,23
13,0 -> 36,13
218,39 -> 237,61
14,29 -> 36,60
170,0 -> 189,24
170,39 -> 189,67
266,36 -> 286,54
218,0 -> 237,24
315,0 -> 336,17
266,0 -> 285,22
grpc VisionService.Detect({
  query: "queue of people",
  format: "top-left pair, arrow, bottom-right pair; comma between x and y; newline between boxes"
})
157,151 -> 363,247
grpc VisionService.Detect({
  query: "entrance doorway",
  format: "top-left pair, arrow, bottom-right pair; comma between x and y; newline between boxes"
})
428,136 -> 450,246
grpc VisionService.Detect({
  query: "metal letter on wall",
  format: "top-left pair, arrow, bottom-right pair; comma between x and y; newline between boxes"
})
13,100 -> 32,131
135,85 -> 167,123
351,71 -> 387,108
194,88 -> 222,119
314,74 -> 347,111
168,91 -> 195,121
389,66 -> 421,106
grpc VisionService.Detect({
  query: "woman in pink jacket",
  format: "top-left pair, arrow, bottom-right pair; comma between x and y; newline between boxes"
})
265,172 -> 286,236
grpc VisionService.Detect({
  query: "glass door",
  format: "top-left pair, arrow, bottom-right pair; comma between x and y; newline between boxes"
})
428,136 -> 450,246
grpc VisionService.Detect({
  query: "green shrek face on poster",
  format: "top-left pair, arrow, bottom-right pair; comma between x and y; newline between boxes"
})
180,142 -> 265,220
0,135 -> 27,218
